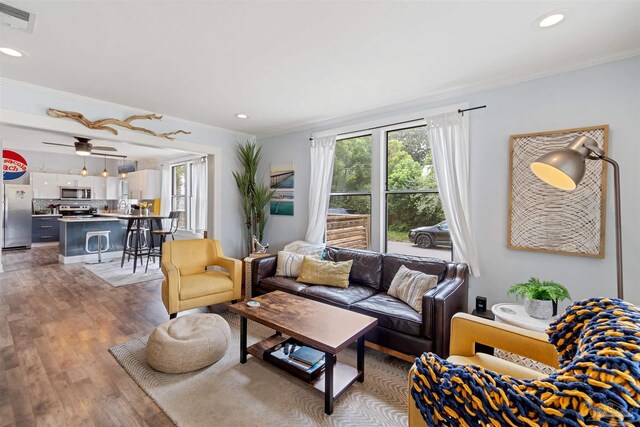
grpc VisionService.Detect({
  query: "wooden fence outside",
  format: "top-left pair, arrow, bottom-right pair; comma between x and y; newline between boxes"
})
325,214 -> 370,250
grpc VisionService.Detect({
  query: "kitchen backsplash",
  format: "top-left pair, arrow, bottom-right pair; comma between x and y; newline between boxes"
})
33,199 -> 121,214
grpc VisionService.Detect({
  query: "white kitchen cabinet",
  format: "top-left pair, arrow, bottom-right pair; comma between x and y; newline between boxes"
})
31,172 -> 60,199
76,175 -> 93,189
92,176 -> 106,199
57,174 -> 78,187
127,169 -> 161,200
106,177 -> 120,200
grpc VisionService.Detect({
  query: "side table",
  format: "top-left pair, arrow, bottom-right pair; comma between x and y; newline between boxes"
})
491,303 -> 556,375
243,253 -> 272,300
491,303 -> 552,333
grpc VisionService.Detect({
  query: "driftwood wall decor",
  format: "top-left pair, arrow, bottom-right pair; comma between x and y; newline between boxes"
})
47,109 -> 191,140
508,125 -> 609,258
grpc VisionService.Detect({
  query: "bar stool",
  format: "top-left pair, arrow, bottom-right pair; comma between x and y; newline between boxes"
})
86,230 -> 111,264
145,211 -> 180,273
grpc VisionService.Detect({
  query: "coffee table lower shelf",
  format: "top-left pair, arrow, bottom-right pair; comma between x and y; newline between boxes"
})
247,335 -> 362,406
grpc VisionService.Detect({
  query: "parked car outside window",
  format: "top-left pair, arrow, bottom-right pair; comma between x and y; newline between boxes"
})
408,221 -> 451,248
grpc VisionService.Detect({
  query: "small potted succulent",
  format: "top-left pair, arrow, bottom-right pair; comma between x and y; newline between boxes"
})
508,277 -> 571,319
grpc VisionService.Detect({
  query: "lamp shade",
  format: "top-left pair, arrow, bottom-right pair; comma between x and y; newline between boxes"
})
530,148 -> 586,190
529,135 -> 599,191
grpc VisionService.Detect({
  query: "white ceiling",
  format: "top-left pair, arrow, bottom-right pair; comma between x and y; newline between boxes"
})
1,125 -> 195,161
1,1 -> 638,136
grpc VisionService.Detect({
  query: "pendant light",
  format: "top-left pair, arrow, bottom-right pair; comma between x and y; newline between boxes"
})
81,157 -> 89,176
102,155 -> 109,177
120,157 -> 127,179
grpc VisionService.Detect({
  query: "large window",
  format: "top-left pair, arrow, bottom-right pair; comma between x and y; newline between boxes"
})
171,163 -> 191,230
386,126 -> 449,259
326,135 -> 372,249
322,122 -> 451,260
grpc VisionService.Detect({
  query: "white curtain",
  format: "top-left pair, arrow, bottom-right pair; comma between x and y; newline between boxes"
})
426,111 -> 480,276
160,164 -> 172,229
305,135 -> 337,243
191,158 -> 208,233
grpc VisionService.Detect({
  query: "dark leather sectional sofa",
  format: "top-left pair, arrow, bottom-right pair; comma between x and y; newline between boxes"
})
251,246 -> 469,358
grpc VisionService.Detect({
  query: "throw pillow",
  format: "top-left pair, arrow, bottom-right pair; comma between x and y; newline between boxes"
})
296,256 -> 353,288
283,240 -> 326,257
388,265 -> 438,314
275,251 -> 305,277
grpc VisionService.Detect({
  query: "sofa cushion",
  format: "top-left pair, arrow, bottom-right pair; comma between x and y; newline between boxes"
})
324,246 -> 383,290
297,256 -> 353,288
179,271 -> 234,300
351,293 -> 423,336
382,253 -> 447,291
388,265 -> 438,314
275,251 -> 305,277
300,284 -> 378,309
259,276 -> 309,295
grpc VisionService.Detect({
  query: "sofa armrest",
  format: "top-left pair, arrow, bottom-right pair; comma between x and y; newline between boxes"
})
161,259 -> 181,314
450,313 -> 559,368
422,262 -> 468,358
216,255 -> 243,299
408,364 -> 425,427
250,255 -> 278,293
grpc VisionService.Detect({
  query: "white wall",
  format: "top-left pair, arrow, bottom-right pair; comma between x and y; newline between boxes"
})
0,80 -> 255,258
3,149 -> 119,185
258,56 -> 640,307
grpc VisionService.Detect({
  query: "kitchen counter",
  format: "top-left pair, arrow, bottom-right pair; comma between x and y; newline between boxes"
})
58,217 -> 126,263
58,217 -> 121,223
32,214 -> 62,217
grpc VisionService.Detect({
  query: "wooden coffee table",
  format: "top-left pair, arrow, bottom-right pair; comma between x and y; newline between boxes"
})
228,290 -> 377,415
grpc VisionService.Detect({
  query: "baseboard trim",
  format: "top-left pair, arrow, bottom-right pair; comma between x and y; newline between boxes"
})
365,341 -> 417,363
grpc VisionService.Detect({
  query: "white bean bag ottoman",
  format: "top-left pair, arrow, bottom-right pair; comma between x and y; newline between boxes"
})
146,313 -> 231,374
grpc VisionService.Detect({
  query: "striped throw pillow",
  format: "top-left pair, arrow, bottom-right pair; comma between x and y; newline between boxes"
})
275,251 -> 305,277
387,265 -> 438,314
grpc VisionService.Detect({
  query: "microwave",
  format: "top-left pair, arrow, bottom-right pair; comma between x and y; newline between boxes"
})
60,187 -> 92,200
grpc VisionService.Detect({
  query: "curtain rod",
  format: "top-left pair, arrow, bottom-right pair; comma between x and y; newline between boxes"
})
309,105 -> 486,140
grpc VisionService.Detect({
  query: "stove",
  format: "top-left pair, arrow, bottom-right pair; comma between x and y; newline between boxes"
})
59,205 -> 92,217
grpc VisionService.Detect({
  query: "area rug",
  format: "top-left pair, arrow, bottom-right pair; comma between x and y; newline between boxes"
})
83,260 -> 163,287
110,306 -> 411,426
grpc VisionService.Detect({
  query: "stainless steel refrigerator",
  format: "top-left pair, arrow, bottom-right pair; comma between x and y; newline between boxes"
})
3,184 -> 32,249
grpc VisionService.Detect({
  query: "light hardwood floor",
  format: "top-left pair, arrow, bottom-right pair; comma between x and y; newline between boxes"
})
0,246 -> 176,426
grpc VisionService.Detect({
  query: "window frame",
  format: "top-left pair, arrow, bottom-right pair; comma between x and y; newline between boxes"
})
171,162 -> 192,231
326,132 -> 373,249
383,124 -> 449,258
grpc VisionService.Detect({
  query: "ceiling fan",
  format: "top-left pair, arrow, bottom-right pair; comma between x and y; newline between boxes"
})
42,137 -> 125,158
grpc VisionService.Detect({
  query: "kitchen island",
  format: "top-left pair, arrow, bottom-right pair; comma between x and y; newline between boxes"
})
58,217 -> 126,264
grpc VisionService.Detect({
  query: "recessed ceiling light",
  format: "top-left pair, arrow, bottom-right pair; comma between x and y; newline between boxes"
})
535,10 -> 569,29
0,47 -> 24,57
235,113 -> 249,119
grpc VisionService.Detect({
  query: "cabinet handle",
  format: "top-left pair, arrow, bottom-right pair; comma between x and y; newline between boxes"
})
39,226 -> 53,229
41,235 -> 52,238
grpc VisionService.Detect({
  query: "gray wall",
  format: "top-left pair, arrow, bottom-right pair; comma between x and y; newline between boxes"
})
258,56 -> 640,307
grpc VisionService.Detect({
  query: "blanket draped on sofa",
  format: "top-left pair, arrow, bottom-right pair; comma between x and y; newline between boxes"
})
411,298 -> 640,426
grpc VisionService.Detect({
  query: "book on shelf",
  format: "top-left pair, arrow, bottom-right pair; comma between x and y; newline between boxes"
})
290,346 -> 324,366
263,339 -> 326,382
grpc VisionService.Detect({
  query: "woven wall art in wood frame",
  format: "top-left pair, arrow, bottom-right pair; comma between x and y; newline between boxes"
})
507,125 -> 609,258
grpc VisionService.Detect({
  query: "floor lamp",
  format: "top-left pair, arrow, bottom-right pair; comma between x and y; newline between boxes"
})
530,135 -> 624,300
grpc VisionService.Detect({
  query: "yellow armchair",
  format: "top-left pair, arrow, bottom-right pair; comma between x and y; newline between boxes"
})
408,313 -> 559,426
161,239 -> 242,318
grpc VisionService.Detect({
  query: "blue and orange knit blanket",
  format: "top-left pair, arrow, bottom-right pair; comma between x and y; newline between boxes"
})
411,298 -> 640,426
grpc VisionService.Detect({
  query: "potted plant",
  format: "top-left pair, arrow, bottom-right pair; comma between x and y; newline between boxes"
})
232,141 -> 275,255
507,277 -> 571,319
139,201 -> 152,216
